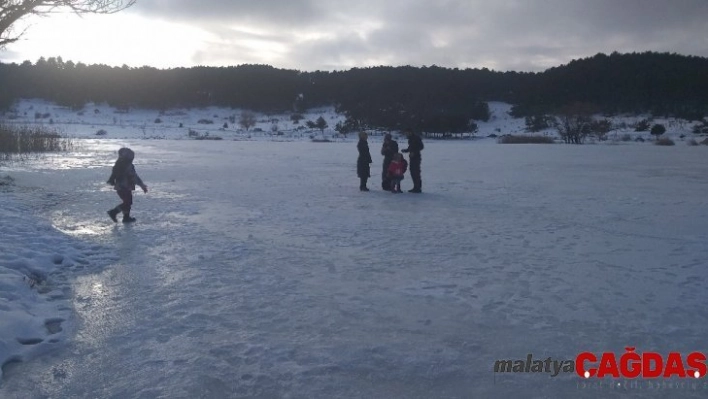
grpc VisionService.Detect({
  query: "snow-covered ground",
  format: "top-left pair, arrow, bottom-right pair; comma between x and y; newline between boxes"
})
1,99 -> 349,141
1,100 -> 707,398
1,99 -> 704,142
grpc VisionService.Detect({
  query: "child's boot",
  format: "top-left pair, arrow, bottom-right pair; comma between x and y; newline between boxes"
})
107,207 -> 120,222
122,212 -> 136,223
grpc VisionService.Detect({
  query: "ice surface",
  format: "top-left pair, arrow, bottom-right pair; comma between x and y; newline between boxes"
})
0,136 -> 707,398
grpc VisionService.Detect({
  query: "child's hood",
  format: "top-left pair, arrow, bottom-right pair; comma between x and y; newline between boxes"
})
118,147 -> 135,162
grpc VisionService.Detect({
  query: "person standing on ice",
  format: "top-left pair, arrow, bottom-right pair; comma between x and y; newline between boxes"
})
401,128 -> 424,193
380,133 -> 398,191
107,147 -> 148,223
386,152 -> 408,193
357,131 -> 373,191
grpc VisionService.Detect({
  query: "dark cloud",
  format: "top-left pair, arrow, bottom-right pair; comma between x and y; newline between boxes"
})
132,0 -> 322,26
131,0 -> 708,71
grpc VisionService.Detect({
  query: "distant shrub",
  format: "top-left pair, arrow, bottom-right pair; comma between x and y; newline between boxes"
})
655,137 -> 675,146
635,119 -> 651,132
635,137 -> 645,142
693,121 -> 708,134
687,139 -> 699,146
163,110 -> 187,117
154,118 -> 163,124
189,130 -> 222,140
0,175 -> 14,186
590,119 -> 613,141
290,113 -> 304,124
498,135 -> 554,144
524,114 -> 554,132
701,138 -> 708,146
197,119 -> 214,124
621,134 -> 632,142
306,116 -> 328,134
239,112 -> 257,131
650,124 -> 666,138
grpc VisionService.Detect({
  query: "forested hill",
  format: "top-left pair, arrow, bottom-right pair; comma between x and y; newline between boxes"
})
1,51 -> 706,132
513,52 -> 708,120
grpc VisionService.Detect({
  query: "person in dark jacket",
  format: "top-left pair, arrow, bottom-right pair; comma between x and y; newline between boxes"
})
107,147 -> 148,223
380,133 -> 398,191
401,129 -> 424,193
357,131 -> 373,191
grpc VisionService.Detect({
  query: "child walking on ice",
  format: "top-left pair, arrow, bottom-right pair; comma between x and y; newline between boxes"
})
386,153 -> 408,193
107,147 -> 148,223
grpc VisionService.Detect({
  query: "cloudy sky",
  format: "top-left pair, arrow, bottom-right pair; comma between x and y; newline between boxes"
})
2,0 -> 707,72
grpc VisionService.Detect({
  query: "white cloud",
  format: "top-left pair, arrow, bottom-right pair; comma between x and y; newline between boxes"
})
2,13 -> 213,68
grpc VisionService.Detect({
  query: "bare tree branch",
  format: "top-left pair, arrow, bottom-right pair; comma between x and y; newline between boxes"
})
0,0 -> 136,49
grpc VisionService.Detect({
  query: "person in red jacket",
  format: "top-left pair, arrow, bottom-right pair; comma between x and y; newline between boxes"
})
107,147 -> 148,223
386,153 -> 408,193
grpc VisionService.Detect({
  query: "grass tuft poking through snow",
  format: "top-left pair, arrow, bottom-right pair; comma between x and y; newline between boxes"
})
0,124 -> 74,161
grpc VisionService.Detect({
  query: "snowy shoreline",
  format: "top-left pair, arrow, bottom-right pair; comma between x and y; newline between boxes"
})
2,98 -> 705,144
0,187 -> 103,381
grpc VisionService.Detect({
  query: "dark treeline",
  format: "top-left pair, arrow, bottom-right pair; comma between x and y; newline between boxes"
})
0,51 -> 707,133
511,52 -> 708,121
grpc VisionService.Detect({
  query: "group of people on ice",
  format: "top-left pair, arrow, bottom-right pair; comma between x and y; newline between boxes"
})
104,129 -> 424,224
357,129 -> 424,193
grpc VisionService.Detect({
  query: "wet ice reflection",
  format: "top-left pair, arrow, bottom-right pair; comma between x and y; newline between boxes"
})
72,270 -> 134,349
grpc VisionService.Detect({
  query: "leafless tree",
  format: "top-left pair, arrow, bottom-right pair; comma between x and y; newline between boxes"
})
239,111 -> 256,131
555,103 -> 597,144
1,0 -> 136,48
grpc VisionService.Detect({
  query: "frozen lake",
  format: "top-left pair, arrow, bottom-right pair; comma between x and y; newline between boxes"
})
1,139 -> 707,398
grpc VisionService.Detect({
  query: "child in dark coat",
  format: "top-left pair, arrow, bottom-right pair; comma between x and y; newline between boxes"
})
386,153 -> 408,193
107,147 -> 148,223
